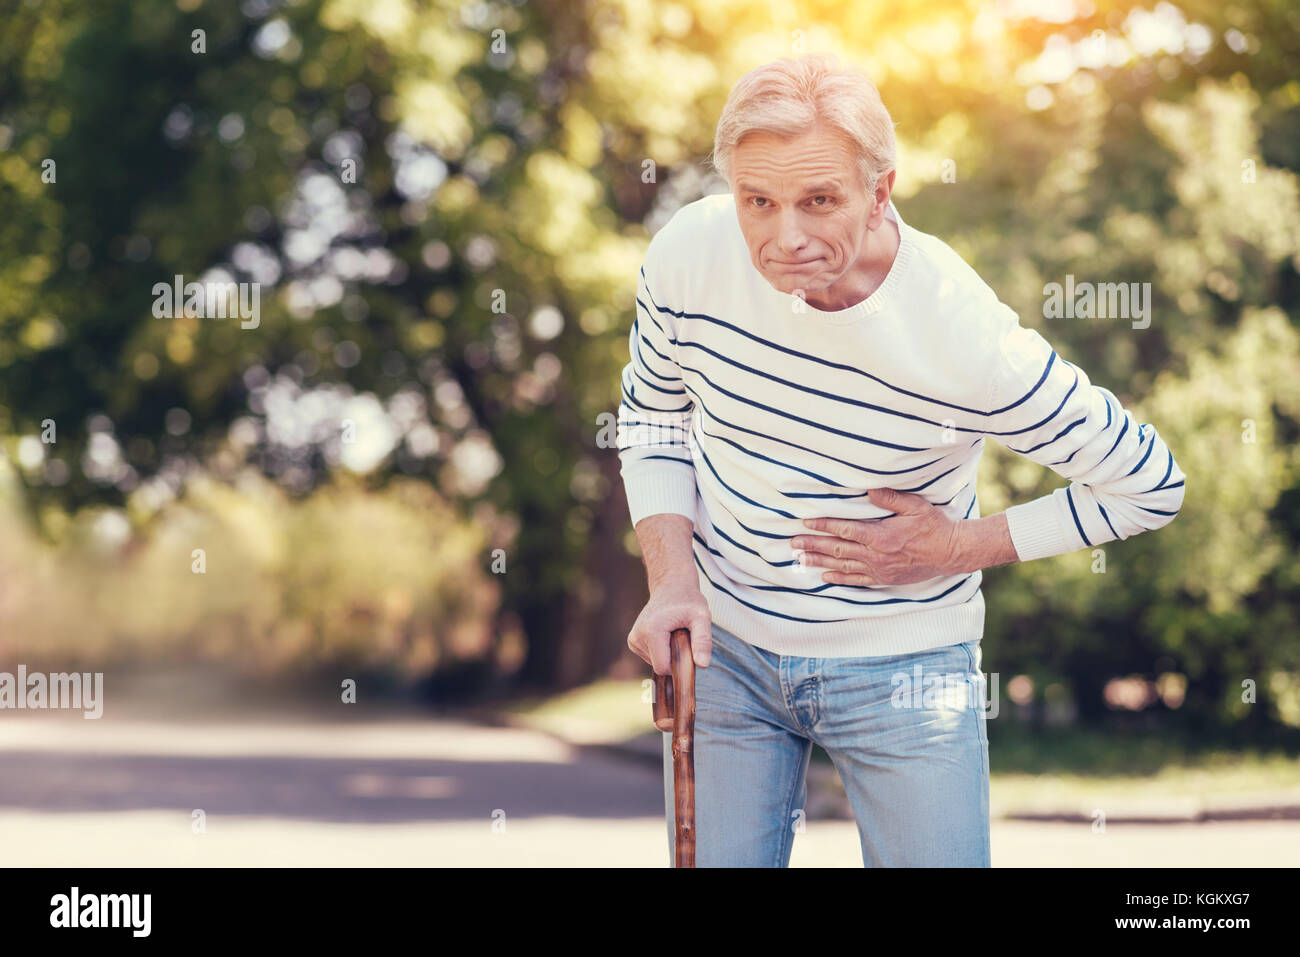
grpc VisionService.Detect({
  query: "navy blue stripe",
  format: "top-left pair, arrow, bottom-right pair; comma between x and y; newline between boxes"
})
691,484 -> 978,575
631,323 -> 678,382
693,535 -> 977,607
637,273 -> 1172,574
635,295 -> 675,345
637,330 -> 676,369
1124,429 -> 1156,476
782,489 -> 886,500
695,442 -> 798,519
620,385 -> 691,414
691,392 -> 977,509
1066,486 -> 1093,547
1051,391 -> 1112,467
1097,502 -> 1118,539
697,419 -> 850,487
631,366 -> 686,396
620,417 -> 687,430
773,462 -> 961,498
1151,448 -> 1173,488
679,336 -> 991,435
644,272 -> 1094,443
686,386 -> 953,477
1099,420 -> 1129,467
1048,447 -> 1081,467
630,300 -> 678,362
643,267 -> 1062,421
642,270 -> 1111,454
692,552 -> 852,622
696,473 -> 821,542
896,464 -> 965,495
987,350 -> 1060,418
680,361 -> 928,451
1009,415 -> 1087,455
668,309 -> 1076,440
689,465 -> 787,540
693,345 -> 1080,445
692,544 -> 977,612
620,431 -> 688,448
992,364 -> 1082,440
702,522 -> 776,564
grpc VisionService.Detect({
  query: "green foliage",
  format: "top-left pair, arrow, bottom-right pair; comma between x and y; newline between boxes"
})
0,0 -> 1296,719
0,462 -> 503,676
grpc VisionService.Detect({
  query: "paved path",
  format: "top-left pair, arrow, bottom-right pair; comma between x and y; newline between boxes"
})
1,712 -> 1296,866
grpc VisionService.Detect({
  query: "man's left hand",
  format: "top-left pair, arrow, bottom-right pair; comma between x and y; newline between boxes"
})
790,488 -> 966,586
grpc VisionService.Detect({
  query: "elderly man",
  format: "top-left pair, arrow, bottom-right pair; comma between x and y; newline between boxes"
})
616,53 -> 1185,867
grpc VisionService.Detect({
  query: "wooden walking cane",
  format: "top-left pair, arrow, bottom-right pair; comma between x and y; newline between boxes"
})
651,627 -> 695,867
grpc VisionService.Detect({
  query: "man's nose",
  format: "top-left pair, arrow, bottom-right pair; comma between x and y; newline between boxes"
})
777,212 -> 808,256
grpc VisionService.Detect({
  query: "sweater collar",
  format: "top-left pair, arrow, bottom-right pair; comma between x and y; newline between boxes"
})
793,200 -> 911,323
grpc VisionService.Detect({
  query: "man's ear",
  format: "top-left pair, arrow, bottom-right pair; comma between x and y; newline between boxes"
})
874,168 -> 896,218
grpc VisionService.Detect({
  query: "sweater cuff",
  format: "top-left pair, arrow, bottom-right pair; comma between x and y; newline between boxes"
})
1004,492 -> 1081,562
622,466 -> 697,527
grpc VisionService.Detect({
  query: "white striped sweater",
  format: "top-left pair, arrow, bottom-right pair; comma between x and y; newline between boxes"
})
616,192 -> 1186,657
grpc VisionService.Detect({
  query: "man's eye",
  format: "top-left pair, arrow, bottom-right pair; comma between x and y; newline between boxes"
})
751,196 -> 768,208
811,195 -> 832,207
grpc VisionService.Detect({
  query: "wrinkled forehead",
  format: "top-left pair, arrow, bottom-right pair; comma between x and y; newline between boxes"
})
730,126 -> 866,194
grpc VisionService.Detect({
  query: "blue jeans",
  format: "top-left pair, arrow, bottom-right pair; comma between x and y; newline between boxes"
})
662,621 -> 990,867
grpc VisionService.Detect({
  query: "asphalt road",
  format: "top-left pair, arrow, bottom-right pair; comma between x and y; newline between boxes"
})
0,712 -> 1296,867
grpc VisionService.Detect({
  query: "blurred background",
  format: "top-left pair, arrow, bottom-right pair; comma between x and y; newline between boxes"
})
0,0 -> 1298,866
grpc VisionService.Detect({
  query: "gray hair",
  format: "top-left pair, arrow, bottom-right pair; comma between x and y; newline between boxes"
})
709,53 -> 897,195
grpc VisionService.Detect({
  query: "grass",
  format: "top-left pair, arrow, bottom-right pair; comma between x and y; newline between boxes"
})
498,678 -> 656,744
499,678 -> 1300,814
986,723 -> 1300,812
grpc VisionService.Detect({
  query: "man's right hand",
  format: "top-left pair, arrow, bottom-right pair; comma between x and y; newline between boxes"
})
627,580 -> 712,673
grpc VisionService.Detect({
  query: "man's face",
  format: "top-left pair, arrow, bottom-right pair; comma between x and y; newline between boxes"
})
730,123 -> 884,301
